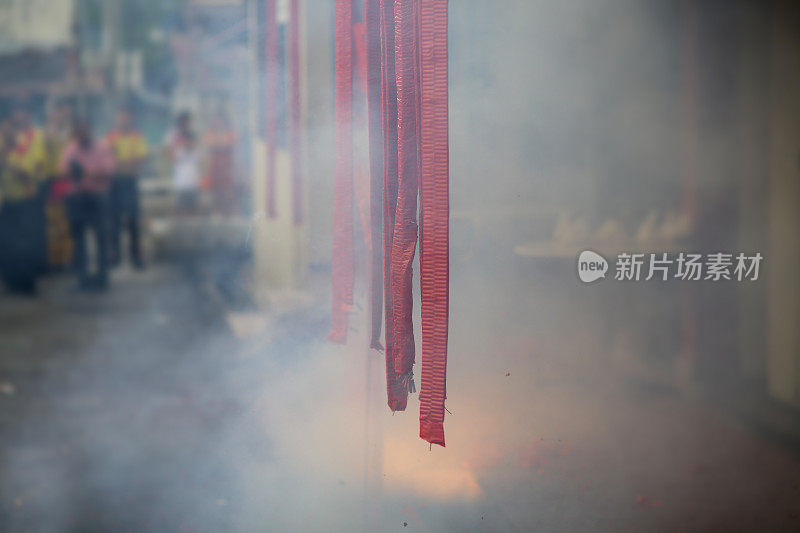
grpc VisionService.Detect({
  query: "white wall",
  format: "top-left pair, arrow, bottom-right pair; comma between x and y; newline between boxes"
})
0,0 -> 75,53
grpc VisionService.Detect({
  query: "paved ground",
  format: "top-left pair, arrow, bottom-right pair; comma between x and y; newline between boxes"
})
0,260 -> 799,532
0,265 -> 277,531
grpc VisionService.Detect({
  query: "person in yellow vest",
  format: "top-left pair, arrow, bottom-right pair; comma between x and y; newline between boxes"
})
0,111 -> 47,294
0,119 -> 34,202
12,104 -> 48,276
42,100 -> 75,269
9,105 -> 47,192
106,108 -> 148,269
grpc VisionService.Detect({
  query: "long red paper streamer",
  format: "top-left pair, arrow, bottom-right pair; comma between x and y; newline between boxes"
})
264,0 -> 278,218
329,0 -> 355,344
390,0 -> 419,386
365,0 -> 384,353
289,0 -> 303,225
417,0 -> 449,447
380,0 -> 407,410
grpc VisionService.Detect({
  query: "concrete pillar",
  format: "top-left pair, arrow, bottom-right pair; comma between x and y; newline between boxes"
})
736,0 -> 770,384
766,0 -> 800,406
304,0 -> 335,268
248,0 -> 310,306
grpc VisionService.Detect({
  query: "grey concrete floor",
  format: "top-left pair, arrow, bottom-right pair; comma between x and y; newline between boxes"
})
0,265 -> 262,531
0,261 -> 799,532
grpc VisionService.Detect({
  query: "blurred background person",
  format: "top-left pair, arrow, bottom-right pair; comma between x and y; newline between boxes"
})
0,101 -> 50,293
165,111 -> 200,215
0,117 -> 46,294
10,102 -> 47,196
42,99 -> 75,270
203,106 -> 236,216
106,108 -> 148,269
59,119 -> 116,291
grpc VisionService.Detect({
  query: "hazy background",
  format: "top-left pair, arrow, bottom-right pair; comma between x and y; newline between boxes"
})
1,0 -> 800,531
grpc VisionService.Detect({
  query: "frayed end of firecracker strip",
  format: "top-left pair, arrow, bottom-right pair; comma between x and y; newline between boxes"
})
388,398 -> 408,412
399,372 -> 416,394
420,430 -> 446,448
370,340 -> 384,352
420,416 -> 446,447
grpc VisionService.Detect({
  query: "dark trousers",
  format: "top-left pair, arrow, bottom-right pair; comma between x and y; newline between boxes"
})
65,191 -> 110,289
0,196 -> 46,293
110,175 -> 142,265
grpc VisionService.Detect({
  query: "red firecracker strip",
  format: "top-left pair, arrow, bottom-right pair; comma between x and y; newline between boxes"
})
379,0 -> 407,410
390,0 -> 419,392
364,0 -> 384,353
289,0 -> 303,225
352,22 -> 374,257
333,0 -> 450,436
264,0 -> 278,218
417,0 -> 449,447
329,0 -> 355,344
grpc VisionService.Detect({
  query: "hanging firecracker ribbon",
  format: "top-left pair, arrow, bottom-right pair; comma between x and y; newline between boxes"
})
289,0 -> 303,225
329,0 -> 355,344
353,20 -> 375,273
378,0 -> 407,411
389,0 -> 420,394
416,0 -> 449,447
264,0 -> 279,218
332,0 -> 449,443
364,0 -> 385,354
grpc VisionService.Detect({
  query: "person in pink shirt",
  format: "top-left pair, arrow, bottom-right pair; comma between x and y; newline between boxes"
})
59,119 -> 116,291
